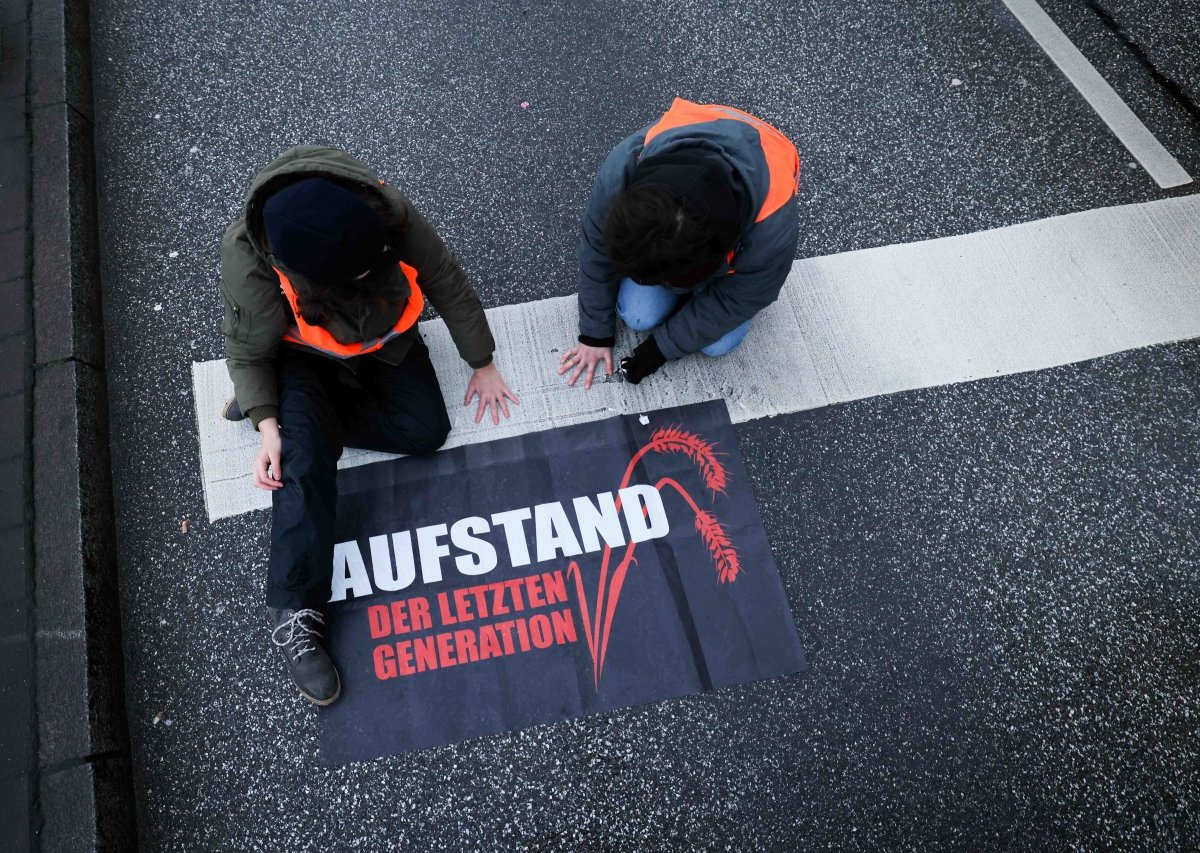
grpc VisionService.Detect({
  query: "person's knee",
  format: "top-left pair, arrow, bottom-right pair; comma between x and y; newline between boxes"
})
280,420 -> 339,477
699,321 -> 752,358
396,408 -> 451,455
424,414 -> 452,453
699,336 -> 744,358
280,447 -> 335,491
617,279 -> 675,332
616,300 -> 660,332
616,303 -> 659,333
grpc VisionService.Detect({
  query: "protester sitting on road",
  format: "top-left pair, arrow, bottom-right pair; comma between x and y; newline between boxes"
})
219,145 -> 518,706
559,98 -> 801,388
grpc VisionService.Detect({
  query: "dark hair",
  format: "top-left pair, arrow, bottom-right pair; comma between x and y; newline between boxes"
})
602,186 -> 723,284
289,179 -> 412,328
295,270 -> 398,329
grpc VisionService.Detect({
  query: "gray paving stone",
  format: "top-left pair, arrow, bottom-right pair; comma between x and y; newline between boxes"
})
1,0 -> 29,25
0,280 -> 23,336
31,104 -> 102,368
0,772 -> 31,853
40,754 -> 135,852
0,631 -> 33,778
0,451 -> 22,528
0,136 -> 26,234
0,335 -> 22,394
0,523 -> 27,623
33,362 -> 97,632
33,632 -> 91,767
0,390 -> 26,452
32,362 -> 127,769
0,96 -> 24,142
0,227 -> 24,284
0,6 -> 30,850
29,0 -> 93,121
0,11 -> 28,102
38,763 -> 95,853
0,603 -> 24,642
0,586 -> 26,630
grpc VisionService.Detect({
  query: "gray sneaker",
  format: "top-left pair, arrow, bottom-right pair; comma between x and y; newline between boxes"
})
268,608 -> 341,706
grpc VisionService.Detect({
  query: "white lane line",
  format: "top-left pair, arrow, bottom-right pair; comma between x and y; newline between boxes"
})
1002,0 -> 1192,189
193,194 -> 1200,522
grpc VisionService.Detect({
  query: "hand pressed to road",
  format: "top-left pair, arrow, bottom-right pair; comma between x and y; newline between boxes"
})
465,362 -> 520,425
559,343 -> 613,389
253,418 -> 283,490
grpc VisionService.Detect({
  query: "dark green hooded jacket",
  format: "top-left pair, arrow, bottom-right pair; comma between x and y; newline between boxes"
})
220,146 -> 495,427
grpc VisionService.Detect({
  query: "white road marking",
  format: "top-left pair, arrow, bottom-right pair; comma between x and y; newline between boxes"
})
1001,0 -> 1192,189
193,194 -> 1200,521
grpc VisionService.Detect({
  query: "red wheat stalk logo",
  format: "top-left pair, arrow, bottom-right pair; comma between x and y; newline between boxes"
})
568,426 -> 742,687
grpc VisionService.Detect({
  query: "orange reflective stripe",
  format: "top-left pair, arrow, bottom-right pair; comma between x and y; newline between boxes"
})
274,261 -> 425,358
643,97 -> 799,223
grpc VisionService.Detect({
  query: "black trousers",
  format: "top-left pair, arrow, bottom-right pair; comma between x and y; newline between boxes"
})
266,343 -> 451,611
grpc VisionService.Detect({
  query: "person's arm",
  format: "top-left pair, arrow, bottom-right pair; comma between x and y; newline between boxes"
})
384,187 -> 517,423
383,186 -> 494,367
220,219 -> 291,487
220,220 -> 288,430
562,132 -> 645,388
652,198 -> 799,361
575,180 -> 620,348
575,133 -> 645,345
251,416 -> 283,490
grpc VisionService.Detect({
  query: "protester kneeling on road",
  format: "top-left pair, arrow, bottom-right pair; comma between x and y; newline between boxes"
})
219,145 -> 518,706
560,98 -> 801,387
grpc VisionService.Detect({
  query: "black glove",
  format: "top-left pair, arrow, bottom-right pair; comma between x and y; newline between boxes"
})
578,333 -> 615,348
619,336 -> 667,385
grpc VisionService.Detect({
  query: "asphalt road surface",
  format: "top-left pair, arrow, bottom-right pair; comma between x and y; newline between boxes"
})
89,0 -> 1200,848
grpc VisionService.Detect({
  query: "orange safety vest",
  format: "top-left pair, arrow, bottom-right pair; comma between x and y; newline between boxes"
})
274,262 -> 425,359
643,98 -> 800,224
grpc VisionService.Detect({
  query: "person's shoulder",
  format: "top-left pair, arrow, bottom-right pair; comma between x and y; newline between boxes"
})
222,217 -> 248,246
220,217 -> 262,264
587,133 -> 646,207
735,196 -> 799,270
600,130 -> 646,172
219,217 -> 276,294
377,180 -> 415,217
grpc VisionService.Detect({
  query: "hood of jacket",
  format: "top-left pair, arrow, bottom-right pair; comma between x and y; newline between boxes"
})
241,146 -> 392,270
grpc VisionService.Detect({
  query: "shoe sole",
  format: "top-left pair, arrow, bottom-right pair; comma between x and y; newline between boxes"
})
297,671 -> 341,707
221,397 -> 246,422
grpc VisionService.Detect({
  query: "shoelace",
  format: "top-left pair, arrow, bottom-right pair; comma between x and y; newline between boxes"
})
271,609 -> 325,660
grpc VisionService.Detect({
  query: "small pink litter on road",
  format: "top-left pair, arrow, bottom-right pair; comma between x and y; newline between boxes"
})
520,101 -> 530,109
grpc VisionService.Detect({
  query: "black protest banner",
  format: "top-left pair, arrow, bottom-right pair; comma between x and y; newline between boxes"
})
319,400 -> 805,764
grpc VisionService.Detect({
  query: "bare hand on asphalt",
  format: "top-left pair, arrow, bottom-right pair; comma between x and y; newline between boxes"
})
558,343 -> 614,390
464,362 -> 520,426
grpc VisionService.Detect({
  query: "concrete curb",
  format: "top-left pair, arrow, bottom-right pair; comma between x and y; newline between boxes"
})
28,0 -> 136,847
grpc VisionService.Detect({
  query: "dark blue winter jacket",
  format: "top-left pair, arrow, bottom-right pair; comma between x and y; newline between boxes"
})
576,100 -> 801,359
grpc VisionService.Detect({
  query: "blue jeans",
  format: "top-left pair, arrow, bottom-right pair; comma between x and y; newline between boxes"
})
615,278 -> 751,357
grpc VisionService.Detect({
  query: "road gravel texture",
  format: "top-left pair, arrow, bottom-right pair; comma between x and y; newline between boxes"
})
87,0 -> 1200,847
